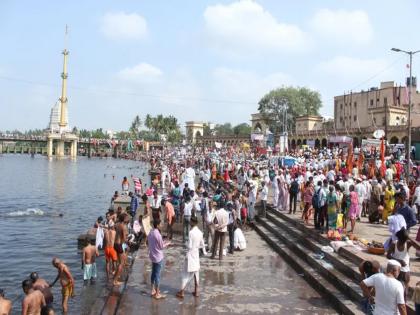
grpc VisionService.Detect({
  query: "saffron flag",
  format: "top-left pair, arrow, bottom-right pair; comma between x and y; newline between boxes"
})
380,138 -> 386,177
358,150 -> 365,173
347,143 -> 354,173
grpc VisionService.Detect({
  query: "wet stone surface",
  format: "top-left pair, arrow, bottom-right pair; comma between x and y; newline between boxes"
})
116,229 -> 337,315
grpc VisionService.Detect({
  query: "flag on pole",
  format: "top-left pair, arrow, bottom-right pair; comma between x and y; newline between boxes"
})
357,150 -> 364,173
380,138 -> 386,177
347,143 -> 353,173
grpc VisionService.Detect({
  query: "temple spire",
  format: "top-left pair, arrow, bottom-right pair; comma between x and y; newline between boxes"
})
59,25 -> 69,131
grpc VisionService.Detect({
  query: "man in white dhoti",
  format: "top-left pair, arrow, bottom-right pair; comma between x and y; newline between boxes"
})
182,165 -> 196,194
176,217 -> 207,298
160,164 -> 171,193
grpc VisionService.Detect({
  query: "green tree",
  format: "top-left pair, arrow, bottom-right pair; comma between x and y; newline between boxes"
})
129,115 -> 142,138
116,131 -> 131,140
141,114 -> 182,143
91,128 -> 107,139
258,86 -> 322,133
144,114 -> 153,130
214,123 -> 233,136
233,123 -> 251,136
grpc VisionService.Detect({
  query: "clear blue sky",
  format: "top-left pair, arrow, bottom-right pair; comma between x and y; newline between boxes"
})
1,0 -> 419,131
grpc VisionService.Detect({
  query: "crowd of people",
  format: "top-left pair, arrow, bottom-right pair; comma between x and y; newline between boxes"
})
3,142 -> 420,314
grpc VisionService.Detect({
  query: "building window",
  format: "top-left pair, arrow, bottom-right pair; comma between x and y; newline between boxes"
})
354,102 -> 357,108
340,103 -> 343,109
382,116 -> 386,125
370,99 -> 374,106
384,97 -> 387,106
354,115 -> 357,121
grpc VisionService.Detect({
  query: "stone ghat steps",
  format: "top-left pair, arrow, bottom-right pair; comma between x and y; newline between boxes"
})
259,206 -> 417,315
254,223 -> 364,315
263,210 -> 364,304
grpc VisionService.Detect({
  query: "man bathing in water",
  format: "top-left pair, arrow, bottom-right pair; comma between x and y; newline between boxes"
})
50,258 -> 74,314
82,238 -> 99,285
29,273 -> 53,306
114,213 -> 129,286
0,289 -> 12,315
104,224 -> 117,278
22,279 -> 45,315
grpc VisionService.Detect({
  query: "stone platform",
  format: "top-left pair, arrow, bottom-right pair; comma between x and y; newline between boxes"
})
111,230 -> 335,314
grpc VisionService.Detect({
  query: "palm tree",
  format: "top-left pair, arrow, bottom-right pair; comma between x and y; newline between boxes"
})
129,115 -> 142,138
145,114 -> 153,130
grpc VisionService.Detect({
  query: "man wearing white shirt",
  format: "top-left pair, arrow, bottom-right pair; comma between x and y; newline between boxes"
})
327,168 -> 335,182
360,260 -> 406,315
355,178 -> 367,220
412,180 -> 420,221
385,165 -> 394,183
182,165 -> 196,195
259,182 -> 268,218
248,181 -> 257,222
363,176 -> 372,217
272,171 -> 279,208
176,217 -> 206,299
211,203 -> 229,260
183,197 -> 194,243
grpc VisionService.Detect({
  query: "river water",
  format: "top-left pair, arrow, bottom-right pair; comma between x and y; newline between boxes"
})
0,155 -> 149,314
0,155 -> 336,315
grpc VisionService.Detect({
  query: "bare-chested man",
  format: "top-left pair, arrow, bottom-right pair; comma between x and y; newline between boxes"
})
21,279 -> 45,315
104,224 -> 117,278
113,213 -> 129,286
0,289 -> 12,315
50,258 -> 74,314
29,272 -> 53,306
82,238 -> 99,285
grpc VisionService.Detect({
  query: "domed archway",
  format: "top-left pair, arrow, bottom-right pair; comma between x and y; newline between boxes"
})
390,136 -> 399,144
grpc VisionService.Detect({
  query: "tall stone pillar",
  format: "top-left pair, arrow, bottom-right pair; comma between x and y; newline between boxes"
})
56,140 -> 65,157
47,139 -> 53,157
70,140 -> 78,158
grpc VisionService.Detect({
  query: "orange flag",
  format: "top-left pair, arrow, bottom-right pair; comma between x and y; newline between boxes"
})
358,150 -> 365,173
347,143 -> 353,173
380,138 -> 386,177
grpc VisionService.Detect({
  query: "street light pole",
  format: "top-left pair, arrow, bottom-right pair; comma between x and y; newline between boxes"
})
408,52 -> 412,178
391,47 -> 420,178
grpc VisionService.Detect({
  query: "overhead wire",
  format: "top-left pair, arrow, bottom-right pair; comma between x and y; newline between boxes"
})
0,74 -> 255,105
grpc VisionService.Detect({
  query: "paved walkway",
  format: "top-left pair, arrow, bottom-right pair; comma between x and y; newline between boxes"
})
116,230 -> 336,314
